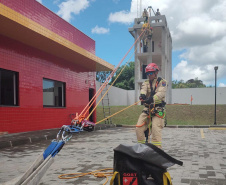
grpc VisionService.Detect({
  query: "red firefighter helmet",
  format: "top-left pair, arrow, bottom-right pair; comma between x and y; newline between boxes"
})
145,63 -> 159,73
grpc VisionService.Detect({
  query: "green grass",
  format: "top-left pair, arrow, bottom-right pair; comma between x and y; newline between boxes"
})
96,105 -> 226,126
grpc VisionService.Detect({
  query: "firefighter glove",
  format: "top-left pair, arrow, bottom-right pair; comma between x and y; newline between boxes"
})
139,94 -> 146,101
144,96 -> 153,104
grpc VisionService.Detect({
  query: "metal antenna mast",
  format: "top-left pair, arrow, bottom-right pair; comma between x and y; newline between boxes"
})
140,0 -> 142,17
137,0 -> 138,17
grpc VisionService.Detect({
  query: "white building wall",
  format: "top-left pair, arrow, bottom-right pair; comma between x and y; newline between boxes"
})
96,81 -> 135,106
172,87 -> 226,105
96,81 -> 226,106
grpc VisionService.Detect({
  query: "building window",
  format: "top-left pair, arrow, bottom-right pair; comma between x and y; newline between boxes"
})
0,68 -> 18,106
43,78 -> 65,107
142,65 -> 147,79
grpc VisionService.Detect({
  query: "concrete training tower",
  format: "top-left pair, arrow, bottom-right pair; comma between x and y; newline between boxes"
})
128,8 -> 172,104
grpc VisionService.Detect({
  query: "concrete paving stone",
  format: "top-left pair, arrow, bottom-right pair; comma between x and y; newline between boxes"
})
190,174 -> 199,179
172,179 -> 181,183
191,166 -> 199,171
190,181 -> 201,185
207,170 -> 216,176
181,178 -> 190,183
215,173 -> 225,179
1,127 -> 226,185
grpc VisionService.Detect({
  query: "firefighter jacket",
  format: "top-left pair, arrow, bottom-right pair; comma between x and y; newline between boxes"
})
140,77 -> 167,106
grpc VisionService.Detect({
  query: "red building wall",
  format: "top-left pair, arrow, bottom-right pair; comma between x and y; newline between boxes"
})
0,35 -> 96,133
0,0 -> 95,54
0,1 -> 97,133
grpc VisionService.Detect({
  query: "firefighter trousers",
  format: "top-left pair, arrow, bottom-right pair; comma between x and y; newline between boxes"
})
136,107 -> 164,147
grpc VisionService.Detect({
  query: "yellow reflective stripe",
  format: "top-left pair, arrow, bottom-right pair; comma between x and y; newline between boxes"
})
152,144 -> 161,146
155,100 -> 162,104
138,140 -> 146,144
151,141 -> 161,144
151,142 -> 161,146
153,95 -> 159,101
163,172 -> 172,185
153,95 -> 162,104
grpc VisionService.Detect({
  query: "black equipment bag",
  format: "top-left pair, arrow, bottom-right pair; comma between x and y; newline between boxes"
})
111,143 -> 183,185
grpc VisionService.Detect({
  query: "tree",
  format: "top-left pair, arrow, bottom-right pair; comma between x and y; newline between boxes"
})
109,62 -> 135,90
186,78 -> 206,88
172,78 -> 206,88
98,66 -> 207,90
96,71 -> 111,83
172,80 -> 185,88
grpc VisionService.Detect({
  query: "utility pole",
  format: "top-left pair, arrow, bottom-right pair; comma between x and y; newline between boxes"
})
214,66 -> 218,125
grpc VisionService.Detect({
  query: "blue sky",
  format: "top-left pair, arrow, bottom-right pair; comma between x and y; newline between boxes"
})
37,0 -> 226,87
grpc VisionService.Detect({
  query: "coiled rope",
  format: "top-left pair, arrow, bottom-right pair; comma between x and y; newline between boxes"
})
58,168 -> 114,185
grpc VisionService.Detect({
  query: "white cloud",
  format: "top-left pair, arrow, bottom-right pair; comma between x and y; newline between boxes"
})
108,0 -> 226,46
91,26 -> 110,34
36,0 -> 42,4
107,0 -> 226,86
52,0 -> 226,85
57,0 -> 89,22
172,60 -> 211,82
108,11 -> 135,24
173,17 -> 226,49
53,0 -> 61,4
108,0 -> 169,24
177,17 -> 226,38
174,35 -> 226,85
180,36 -> 226,65
173,60 -> 226,86
219,83 -> 226,87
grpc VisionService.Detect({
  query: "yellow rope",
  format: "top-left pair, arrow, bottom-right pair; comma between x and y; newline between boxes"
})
79,28 -> 146,120
58,168 -> 113,185
95,100 -> 141,125
86,24 -> 150,121
86,47 -> 138,120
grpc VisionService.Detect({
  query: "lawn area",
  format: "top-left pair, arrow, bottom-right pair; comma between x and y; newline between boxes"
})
96,105 -> 226,126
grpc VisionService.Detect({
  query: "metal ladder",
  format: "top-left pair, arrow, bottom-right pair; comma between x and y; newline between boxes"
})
100,82 -> 112,124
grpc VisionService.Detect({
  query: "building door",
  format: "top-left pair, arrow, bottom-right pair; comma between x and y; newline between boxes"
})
89,88 -> 95,122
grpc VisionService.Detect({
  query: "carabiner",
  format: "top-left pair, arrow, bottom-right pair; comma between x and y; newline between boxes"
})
56,125 -> 72,142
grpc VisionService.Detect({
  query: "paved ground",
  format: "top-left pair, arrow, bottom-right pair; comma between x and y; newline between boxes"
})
0,126 -> 226,185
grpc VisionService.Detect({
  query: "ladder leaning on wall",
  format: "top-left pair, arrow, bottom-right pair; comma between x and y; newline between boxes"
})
100,82 -> 112,124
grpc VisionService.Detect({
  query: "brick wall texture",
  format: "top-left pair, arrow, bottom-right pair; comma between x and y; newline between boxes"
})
0,0 -> 96,133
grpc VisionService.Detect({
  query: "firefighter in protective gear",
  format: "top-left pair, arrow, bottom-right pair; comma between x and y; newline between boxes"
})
142,8 -> 149,23
136,63 -> 167,148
